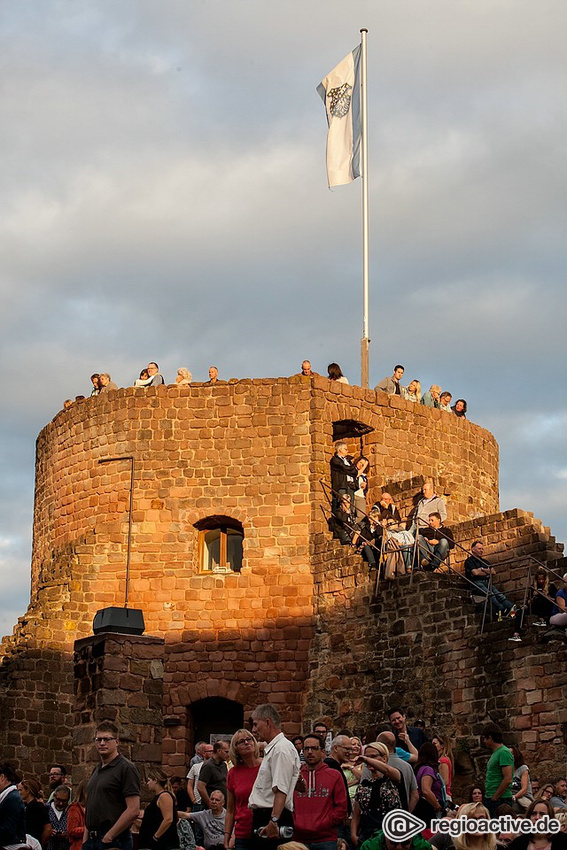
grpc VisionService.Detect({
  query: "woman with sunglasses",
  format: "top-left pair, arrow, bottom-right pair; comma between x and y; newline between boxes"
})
224,730 -> 261,850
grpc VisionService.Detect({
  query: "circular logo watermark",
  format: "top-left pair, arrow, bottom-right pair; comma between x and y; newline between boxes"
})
382,810 -> 427,843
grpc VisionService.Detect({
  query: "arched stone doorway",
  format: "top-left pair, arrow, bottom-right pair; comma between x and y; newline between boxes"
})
189,697 -> 244,746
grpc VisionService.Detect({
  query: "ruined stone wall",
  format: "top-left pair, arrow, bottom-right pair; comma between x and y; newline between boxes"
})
1,377 -> 562,783
73,634 -> 164,785
305,507 -> 566,788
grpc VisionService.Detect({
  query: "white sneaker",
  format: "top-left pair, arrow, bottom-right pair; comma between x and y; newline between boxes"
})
508,633 -> 522,642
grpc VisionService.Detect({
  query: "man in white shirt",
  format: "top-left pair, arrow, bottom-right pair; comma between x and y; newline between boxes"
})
249,704 -> 300,847
186,743 -> 213,810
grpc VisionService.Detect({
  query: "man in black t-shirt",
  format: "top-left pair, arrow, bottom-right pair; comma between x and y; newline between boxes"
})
197,740 -> 229,808
84,721 -> 140,850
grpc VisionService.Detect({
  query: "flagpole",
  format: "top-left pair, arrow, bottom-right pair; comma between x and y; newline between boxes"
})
360,28 -> 370,389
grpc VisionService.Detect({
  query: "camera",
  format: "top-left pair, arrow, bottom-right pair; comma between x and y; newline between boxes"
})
253,826 -> 294,839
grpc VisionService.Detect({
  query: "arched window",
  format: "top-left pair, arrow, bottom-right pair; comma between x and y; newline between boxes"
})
194,516 -> 244,573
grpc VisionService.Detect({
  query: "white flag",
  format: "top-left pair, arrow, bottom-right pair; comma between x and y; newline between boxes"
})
317,45 -> 361,188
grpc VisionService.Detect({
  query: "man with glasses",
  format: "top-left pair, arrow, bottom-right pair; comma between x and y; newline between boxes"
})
46,765 -> 70,804
146,362 -> 165,386
293,734 -> 348,850
83,721 -> 140,850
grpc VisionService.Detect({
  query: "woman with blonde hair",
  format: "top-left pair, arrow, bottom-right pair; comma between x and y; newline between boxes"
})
138,767 -> 179,850
432,733 -> 454,802
453,802 -> 496,850
402,380 -> 422,403
224,730 -> 261,850
351,741 -> 402,846
341,737 -> 364,801
175,368 -> 192,386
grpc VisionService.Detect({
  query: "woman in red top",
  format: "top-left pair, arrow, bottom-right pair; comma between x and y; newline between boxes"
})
66,781 -> 87,850
224,729 -> 261,850
432,733 -> 454,802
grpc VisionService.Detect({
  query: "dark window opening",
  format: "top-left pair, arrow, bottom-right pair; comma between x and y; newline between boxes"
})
189,697 -> 244,750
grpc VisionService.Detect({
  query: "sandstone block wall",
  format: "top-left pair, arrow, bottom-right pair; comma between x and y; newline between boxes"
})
0,378 -> 562,782
73,634 -> 165,784
305,507 -> 566,788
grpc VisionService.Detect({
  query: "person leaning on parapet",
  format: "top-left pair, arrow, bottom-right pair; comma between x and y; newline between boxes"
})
146,362 -> 165,386
205,365 -> 219,385
175,367 -> 192,386
83,720 -> 141,850
464,541 -> 517,622
99,373 -> 119,392
418,512 -> 455,571
249,703 -> 301,847
297,360 -> 319,377
452,399 -> 468,418
328,362 -> 349,384
439,392 -> 453,412
402,379 -> 422,403
375,365 -> 404,395
421,385 -> 441,408
90,374 -> 102,396
134,368 -> 152,387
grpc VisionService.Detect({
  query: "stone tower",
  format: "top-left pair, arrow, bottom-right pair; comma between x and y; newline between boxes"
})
1,377 -> 565,783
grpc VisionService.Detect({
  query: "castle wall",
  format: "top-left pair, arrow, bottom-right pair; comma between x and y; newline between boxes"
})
1,379 -> 563,782
305,507 -> 566,788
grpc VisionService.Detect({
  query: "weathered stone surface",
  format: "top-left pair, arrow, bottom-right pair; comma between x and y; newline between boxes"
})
0,379 -> 564,784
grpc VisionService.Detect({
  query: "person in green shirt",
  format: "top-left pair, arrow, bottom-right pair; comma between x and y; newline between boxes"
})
481,723 -> 514,815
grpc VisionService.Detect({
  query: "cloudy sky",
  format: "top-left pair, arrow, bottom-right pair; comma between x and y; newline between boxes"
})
1,0 -> 566,638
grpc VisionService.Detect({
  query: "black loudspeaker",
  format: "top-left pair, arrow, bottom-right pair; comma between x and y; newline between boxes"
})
92,607 -> 145,635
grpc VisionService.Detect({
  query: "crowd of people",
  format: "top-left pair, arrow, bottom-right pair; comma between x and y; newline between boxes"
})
2,711 -> 566,850
328,448 -> 567,643
59,361 -> 468,421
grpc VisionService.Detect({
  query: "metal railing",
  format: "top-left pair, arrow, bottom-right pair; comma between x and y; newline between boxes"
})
319,480 -> 565,635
